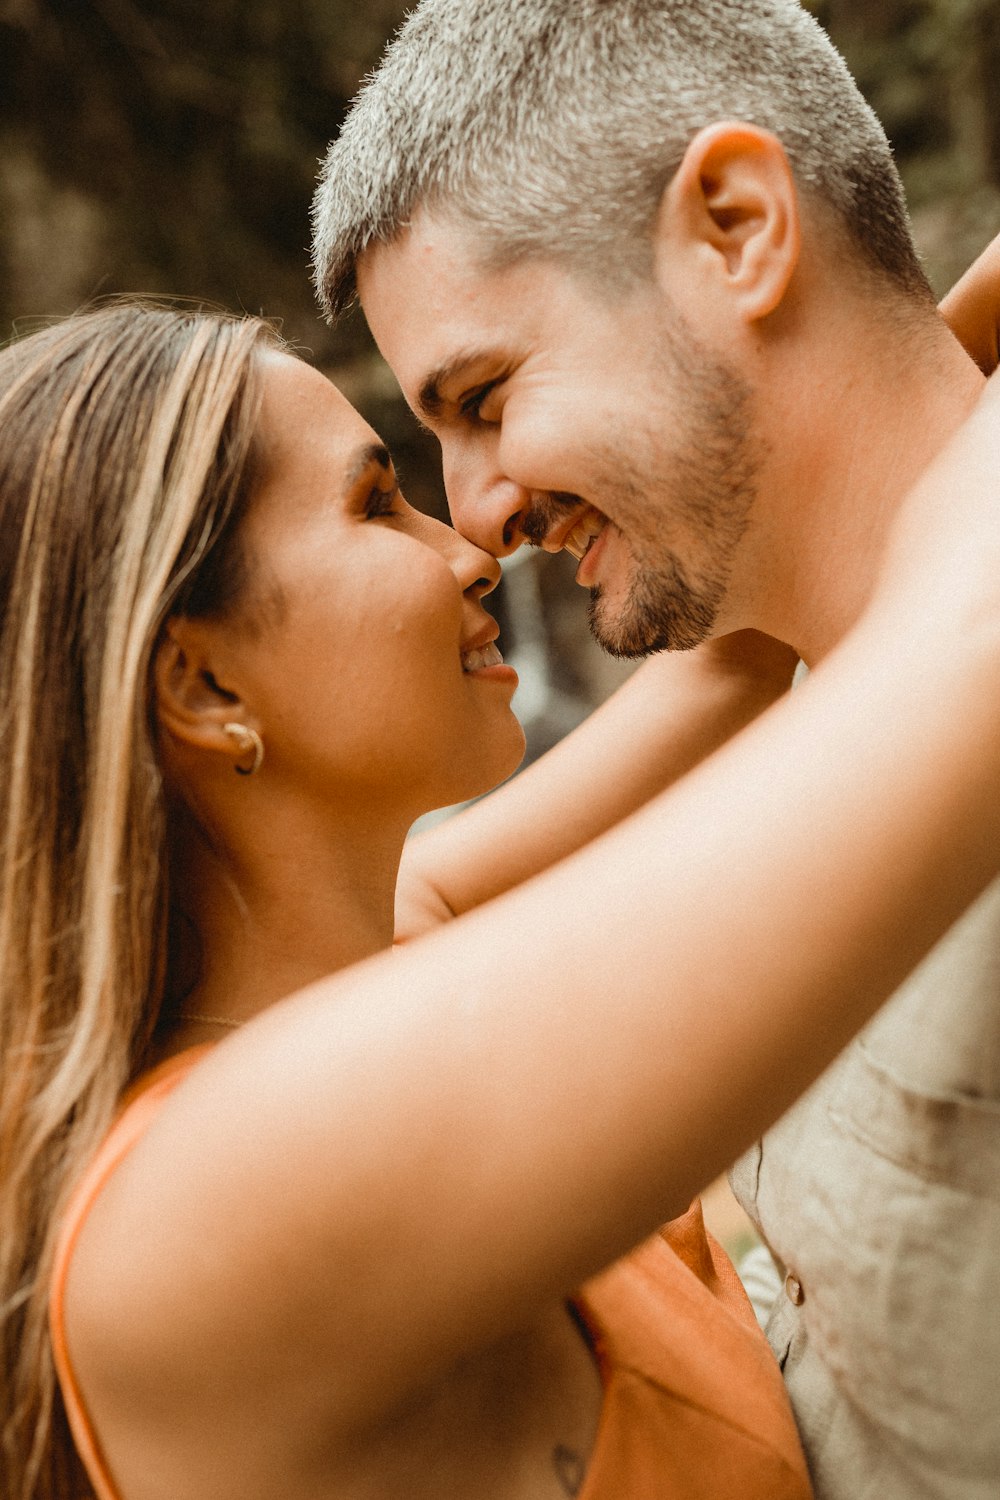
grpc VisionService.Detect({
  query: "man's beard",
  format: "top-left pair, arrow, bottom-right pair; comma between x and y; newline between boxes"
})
590,547 -> 722,657
588,329 -> 761,658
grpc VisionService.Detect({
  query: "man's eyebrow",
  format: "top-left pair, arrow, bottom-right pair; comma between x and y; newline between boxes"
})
417,349 -> 500,422
346,442 -> 393,485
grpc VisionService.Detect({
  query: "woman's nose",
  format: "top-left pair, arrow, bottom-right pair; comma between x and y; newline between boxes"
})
453,532 -> 502,598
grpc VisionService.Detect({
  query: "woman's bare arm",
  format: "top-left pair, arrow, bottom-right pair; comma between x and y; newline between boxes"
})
68,380 -> 1000,1476
395,630 -> 797,939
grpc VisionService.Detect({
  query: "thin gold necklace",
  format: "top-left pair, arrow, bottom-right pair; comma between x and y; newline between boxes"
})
182,1013 -> 243,1030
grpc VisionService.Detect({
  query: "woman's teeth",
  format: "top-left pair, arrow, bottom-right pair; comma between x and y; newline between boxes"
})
562,509 -> 605,561
461,641 -> 504,673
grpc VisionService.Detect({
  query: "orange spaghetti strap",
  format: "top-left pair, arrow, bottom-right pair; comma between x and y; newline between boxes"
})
49,1048 -> 213,1500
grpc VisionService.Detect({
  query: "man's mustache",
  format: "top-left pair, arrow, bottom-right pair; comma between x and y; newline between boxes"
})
519,491 -> 585,547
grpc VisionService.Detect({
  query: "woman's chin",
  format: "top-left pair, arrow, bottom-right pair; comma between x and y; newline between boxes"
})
416,725 -> 527,823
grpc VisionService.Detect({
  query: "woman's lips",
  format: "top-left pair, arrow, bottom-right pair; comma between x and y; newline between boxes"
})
460,640 -> 505,672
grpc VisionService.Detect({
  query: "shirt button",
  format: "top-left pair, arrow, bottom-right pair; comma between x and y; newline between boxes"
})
784,1272 -> 806,1306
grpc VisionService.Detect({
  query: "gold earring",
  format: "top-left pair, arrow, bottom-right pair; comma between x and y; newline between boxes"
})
222,722 -> 264,777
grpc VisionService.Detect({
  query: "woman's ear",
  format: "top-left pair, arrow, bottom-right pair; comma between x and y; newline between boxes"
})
653,121 -> 801,324
153,617 -> 257,768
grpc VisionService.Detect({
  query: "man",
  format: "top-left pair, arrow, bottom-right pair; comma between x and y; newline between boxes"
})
311,3 -> 999,1494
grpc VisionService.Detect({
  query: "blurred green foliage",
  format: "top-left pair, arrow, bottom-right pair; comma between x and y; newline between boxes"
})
0,0 -> 408,349
5,2 -> 1000,332
2,0 -> 1000,517
806,0 -> 1000,290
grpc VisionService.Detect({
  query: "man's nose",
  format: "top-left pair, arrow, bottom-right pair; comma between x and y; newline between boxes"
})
443,450 -> 531,558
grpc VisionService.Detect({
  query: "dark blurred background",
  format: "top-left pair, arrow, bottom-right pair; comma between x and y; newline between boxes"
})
2,0 -> 999,754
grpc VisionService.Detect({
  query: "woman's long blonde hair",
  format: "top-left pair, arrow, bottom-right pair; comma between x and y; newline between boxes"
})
0,303 -> 275,1497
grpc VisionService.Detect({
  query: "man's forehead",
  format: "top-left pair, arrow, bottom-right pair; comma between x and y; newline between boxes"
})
358,226 -> 530,389
357,212 -> 487,302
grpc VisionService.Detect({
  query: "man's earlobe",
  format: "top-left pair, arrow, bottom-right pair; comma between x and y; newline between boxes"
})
654,121 -> 801,324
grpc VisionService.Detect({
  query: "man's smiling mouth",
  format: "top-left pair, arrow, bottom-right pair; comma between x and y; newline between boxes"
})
518,494 -> 609,565
561,507 -> 606,562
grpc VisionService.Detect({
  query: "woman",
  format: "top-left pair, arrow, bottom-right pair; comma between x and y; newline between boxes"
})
3,298 -> 1000,1500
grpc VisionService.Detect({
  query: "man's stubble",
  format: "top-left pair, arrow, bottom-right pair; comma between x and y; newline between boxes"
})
587,317 -> 763,658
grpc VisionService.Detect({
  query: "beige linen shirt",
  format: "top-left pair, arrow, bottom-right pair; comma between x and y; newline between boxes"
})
731,878 -> 1000,1499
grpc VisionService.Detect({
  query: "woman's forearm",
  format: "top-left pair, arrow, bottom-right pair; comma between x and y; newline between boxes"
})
396,631 -> 797,938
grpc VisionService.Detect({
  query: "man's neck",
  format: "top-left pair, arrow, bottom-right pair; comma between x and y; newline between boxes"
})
735,305 -> 985,665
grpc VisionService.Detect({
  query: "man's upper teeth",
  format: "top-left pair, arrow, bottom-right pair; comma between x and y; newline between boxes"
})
562,510 -> 604,561
461,641 -> 503,671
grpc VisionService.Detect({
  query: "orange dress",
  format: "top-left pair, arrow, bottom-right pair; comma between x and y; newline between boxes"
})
50,1050 -> 813,1500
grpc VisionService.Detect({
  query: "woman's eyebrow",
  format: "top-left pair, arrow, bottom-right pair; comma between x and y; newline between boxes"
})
346,442 -> 394,485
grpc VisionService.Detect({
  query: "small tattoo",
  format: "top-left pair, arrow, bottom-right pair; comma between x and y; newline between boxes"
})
553,1443 -> 585,1496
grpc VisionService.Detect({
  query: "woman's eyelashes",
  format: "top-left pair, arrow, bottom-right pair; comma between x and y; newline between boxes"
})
364,480 -> 402,519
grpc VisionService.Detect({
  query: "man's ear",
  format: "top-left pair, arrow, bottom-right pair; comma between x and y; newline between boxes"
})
153,616 -> 256,764
654,122 -> 801,324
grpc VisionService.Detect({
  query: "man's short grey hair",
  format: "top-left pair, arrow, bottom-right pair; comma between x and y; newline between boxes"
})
313,0 -> 931,319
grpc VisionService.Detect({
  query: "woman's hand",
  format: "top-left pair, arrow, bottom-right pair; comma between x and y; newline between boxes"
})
940,232 -> 1000,375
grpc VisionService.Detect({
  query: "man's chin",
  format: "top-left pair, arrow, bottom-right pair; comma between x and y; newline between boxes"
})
587,587 -> 716,657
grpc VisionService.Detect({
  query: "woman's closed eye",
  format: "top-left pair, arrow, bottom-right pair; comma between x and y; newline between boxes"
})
364,481 -> 402,519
